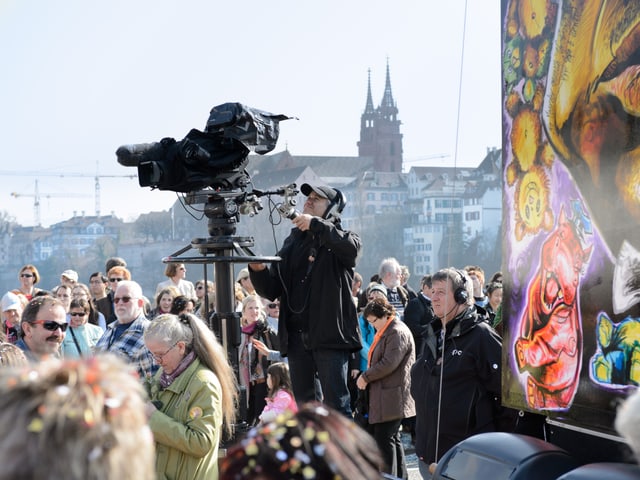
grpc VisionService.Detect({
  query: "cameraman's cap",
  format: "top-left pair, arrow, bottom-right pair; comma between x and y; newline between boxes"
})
301,183 -> 337,202
236,268 -> 250,283
61,269 -> 79,283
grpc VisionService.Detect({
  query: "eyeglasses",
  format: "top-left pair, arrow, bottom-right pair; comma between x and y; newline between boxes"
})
31,320 -> 69,332
366,317 -> 379,325
151,342 -> 178,362
109,277 -> 124,283
20,273 -> 34,278
114,296 -> 135,304
69,312 -> 87,317
267,303 -> 280,309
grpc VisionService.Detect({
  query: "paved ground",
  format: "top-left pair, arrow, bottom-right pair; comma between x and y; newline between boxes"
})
401,431 -> 423,480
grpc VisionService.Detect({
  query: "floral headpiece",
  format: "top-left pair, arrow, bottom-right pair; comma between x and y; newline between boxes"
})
223,406 -> 341,479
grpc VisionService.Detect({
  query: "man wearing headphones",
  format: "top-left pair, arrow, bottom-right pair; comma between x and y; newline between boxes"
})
248,183 -> 362,417
410,267 -> 505,477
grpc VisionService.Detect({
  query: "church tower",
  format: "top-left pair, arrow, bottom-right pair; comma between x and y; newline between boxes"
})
357,61 -> 403,172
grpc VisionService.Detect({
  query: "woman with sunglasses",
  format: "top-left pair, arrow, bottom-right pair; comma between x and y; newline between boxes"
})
72,283 -> 107,330
16,264 -> 42,301
143,313 -> 238,480
61,298 -> 104,358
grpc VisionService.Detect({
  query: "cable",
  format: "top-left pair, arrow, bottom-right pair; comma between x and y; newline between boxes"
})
434,0 -> 469,464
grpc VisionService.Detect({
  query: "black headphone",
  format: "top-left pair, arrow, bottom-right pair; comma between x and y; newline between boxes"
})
323,188 -> 346,219
453,269 -> 469,305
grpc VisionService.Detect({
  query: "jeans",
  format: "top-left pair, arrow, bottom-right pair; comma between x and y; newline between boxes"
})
287,330 -> 352,416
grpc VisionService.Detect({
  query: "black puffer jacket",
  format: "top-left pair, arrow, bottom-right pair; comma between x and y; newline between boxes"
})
250,217 -> 362,355
410,306 -> 503,464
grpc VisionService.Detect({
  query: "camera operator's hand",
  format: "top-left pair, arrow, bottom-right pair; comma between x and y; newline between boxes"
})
248,262 -> 266,272
292,213 -> 314,231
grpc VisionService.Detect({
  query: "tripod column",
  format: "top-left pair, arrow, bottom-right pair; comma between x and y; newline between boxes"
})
213,249 -> 241,372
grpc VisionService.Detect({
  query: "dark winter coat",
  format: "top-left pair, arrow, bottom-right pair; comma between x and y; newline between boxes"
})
403,293 -> 436,357
250,217 -> 362,355
410,306 -> 503,464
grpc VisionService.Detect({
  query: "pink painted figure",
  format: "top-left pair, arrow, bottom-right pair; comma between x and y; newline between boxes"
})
515,207 -> 592,410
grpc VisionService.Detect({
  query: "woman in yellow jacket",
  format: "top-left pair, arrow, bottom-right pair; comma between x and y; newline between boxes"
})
144,313 -> 238,480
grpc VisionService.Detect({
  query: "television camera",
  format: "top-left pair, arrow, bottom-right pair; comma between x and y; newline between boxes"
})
116,103 -> 297,433
116,102 -> 298,234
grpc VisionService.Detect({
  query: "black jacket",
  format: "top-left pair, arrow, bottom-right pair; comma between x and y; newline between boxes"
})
410,306 -> 503,464
95,291 -> 116,325
403,293 -> 436,357
250,217 -> 362,355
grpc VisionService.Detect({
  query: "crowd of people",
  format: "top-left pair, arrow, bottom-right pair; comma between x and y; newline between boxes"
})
0,181 -> 637,479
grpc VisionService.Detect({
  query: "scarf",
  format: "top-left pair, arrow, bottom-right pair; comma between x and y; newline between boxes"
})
160,351 -> 196,389
242,322 -> 258,335
367,315 -> 395,368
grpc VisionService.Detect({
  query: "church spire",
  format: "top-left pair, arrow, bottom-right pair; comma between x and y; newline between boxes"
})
364,68 -> 375,114
380,58 -> 395,109
358,60 -> 403,172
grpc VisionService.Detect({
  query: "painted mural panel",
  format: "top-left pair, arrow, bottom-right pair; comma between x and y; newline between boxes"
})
501,0 -> 640,433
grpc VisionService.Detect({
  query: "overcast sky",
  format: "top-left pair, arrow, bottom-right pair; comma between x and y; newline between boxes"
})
0,0 -> 501,227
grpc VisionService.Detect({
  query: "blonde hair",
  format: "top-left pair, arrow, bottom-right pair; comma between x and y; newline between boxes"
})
240,294 -> 265,326
0,354 -> 154,480
144,314 -> 238,437
20,264 -> 41,284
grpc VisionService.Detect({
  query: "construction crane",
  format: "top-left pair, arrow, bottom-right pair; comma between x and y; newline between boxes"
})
1,161 -> 137,217
11,180 -> 92,226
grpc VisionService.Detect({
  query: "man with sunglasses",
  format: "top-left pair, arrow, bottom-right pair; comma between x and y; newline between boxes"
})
96,266 -> 131,326
16,296 -> 67,361
94,280 -> 157,381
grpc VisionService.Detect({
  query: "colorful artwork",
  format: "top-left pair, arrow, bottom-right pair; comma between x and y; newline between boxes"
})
502,0 -> 640,432
590,313 -> 640,388
514,206 -> 592,410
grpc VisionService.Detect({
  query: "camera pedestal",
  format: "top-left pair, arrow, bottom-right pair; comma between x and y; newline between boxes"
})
163,232 -> 279,438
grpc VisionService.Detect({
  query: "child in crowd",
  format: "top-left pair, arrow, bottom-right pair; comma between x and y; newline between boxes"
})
259,362 -> 297,424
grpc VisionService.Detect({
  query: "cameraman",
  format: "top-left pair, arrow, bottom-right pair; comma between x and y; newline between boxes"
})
249,183 -> 362,416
